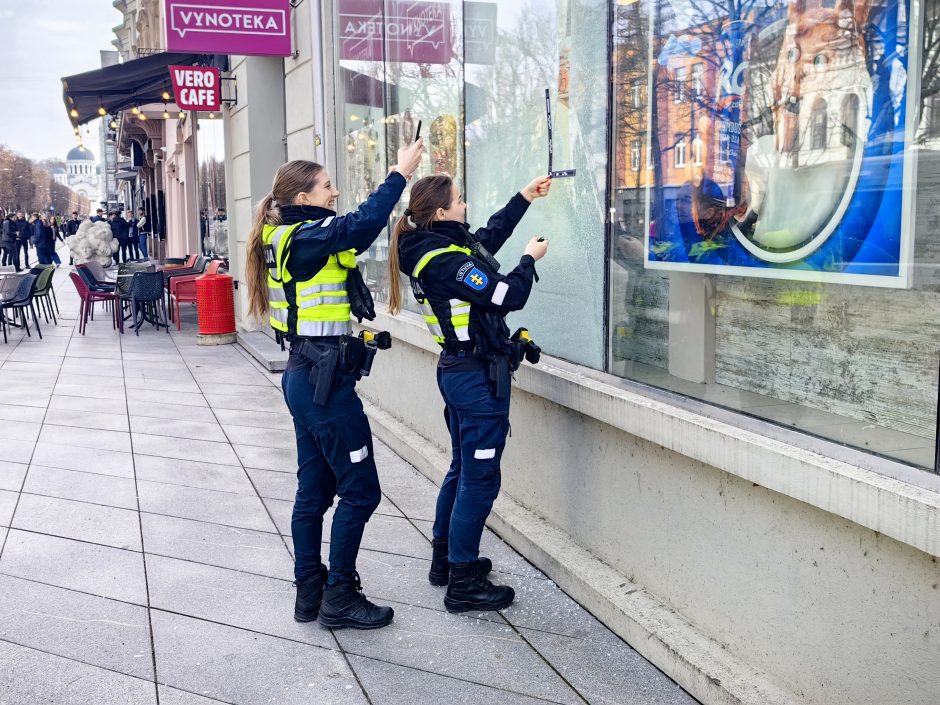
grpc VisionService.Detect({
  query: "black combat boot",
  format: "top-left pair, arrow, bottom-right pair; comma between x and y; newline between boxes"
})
444,562 -> 515,613
294,564 -> 328,622
318,571 -> 394,630
428,538 -> 493,586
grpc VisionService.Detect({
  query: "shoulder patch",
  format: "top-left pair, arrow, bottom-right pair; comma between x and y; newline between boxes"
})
457,263 -> 488,291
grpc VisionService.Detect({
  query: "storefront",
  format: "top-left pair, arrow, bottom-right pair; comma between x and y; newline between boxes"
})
323,0 -> 940,473
216,2 -> 939,703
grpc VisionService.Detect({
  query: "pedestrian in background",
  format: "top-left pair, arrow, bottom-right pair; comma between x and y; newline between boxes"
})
136,207 -> 150,259
30,213 -> 47,265
90,208 -> 105,223
1,214 -> 16,269
13,212 -> 31,268
45,216 -> 61,266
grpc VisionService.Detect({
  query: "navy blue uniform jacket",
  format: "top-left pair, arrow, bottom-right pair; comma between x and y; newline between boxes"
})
397,192 -> 539,328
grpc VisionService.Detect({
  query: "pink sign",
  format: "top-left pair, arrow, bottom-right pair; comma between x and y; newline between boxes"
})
339,0 -> 451,65
164,0 -> 291,57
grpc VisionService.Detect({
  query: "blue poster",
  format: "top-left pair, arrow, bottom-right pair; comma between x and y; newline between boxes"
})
645,0 -> 917,287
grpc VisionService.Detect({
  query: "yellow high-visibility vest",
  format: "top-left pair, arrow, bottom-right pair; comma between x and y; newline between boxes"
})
411,244 -> 474,346
263,218 -> 356,338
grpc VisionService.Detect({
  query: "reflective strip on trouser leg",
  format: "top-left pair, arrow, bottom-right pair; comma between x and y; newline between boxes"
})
448,413 -> 508,564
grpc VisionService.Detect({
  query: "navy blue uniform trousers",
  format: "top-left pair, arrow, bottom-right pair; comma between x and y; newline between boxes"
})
433,366 -> 511,564
282,360 -> 381,585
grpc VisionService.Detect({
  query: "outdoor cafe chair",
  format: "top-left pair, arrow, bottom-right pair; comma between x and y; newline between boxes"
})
0,273 -> 42,342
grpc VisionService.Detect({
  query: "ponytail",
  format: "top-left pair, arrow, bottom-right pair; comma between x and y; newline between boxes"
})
386,174 -> 454,316
245,193 -> 281,319
244,160 -> 325,322
387,213 -> 416,315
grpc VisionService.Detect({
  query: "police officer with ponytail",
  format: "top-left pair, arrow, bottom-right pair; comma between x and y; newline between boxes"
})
388,173 -> 551,612
246,140 -> 424,630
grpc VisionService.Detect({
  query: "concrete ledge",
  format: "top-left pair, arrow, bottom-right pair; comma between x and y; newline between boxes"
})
366,309 -> 940,559
363,398 -> 798,705
237,330 -> 288,372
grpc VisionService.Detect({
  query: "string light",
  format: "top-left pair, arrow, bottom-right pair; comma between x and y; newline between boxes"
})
162,103 -> 170,119
161,90 -> 171,101
139,112 -> 148,121
70,108 -> 79,118
131,105 -> 140,115
109,118 -> 118,129
207,112 -> 215,119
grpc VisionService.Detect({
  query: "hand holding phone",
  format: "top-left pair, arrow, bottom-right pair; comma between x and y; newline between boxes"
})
414,120 -> 422,142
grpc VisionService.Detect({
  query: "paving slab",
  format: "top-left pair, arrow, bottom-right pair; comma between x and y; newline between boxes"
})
232,443 -> 297,472
137,480 -> 276,533
134,454 -> 255,495
0,419 -> 41,443
30,442 -> 134,478
151,610 -> 364,705
22,466 -> 139,511
146,555 -> 333,648
140,513 -> 293,579
0,529 -> 147,605
0,573 -> 153,679
130,416 -> 228,443
0,490 -> 17,527
0,640 -> 157,705
38,424 -> 132,453
211,407 -> 295,431
125,399 -> 218,423
520,627 -> 698,705
245,466 -> 298,501
48,394 -> 128,415
347,654 -> 554,705
220,423 -> 297,449
44,408 -> 130,432
158,685 -> 229,704
11,493 -> 142,551
335,602 -> 583,705
0,403 -> 47,424
133,433 -> 241,466
0,461 -> 27,492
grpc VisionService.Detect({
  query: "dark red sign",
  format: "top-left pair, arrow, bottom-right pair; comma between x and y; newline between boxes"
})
339,0 -> 451,64
169,65 -> 221,112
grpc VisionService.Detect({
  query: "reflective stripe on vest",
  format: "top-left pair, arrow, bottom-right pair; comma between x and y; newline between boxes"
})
412,245 -> 474,346
262,220 -> 356,337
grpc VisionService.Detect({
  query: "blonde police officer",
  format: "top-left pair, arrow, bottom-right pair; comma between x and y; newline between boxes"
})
246,141 -> 423,630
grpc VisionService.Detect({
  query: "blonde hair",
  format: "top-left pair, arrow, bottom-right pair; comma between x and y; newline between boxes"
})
387,174 -> 454,315
245,160 -> 325,319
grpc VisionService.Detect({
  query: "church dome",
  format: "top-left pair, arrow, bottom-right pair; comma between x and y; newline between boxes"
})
67,146 -> 96,161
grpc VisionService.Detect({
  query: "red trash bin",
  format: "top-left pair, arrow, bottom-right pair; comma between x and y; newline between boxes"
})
196,273 -> 236,337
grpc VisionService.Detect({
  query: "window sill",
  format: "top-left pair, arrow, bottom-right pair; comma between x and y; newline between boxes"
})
366,308 -> 940,558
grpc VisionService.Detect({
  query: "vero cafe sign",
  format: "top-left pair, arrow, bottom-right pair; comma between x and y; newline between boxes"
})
164,0 -> 292,57
169,65 -> 221,112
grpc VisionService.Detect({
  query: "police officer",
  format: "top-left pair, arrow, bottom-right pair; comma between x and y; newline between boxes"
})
245,141 -> 424,630
388,173 -> 551,612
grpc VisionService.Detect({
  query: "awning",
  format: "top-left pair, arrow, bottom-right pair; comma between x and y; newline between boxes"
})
62,52 -> 211,125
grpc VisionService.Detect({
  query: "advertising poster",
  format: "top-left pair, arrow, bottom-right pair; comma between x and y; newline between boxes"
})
644,0 -> 918,287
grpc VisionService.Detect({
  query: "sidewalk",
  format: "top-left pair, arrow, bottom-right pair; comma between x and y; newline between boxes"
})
0,266 -> 698,705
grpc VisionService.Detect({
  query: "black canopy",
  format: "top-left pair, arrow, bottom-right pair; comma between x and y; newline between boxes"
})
62,52 -> 209,125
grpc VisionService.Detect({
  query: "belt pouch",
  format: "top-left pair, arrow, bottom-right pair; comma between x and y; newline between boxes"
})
488,355 -> 511,399
312,346 -> 340,406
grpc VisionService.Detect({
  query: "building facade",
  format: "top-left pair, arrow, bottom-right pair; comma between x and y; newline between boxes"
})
215,2 -> 939,704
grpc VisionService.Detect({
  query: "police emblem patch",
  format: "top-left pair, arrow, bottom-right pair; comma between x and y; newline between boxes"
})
461,267 -> 488,291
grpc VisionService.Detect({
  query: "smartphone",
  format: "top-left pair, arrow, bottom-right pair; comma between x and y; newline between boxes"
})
414,120 -> 422,142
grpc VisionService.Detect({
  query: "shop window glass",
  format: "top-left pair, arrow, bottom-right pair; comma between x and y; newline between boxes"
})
196,118 -> 227,257
330,0 -> 464,312
610,0 -> 940,472
465,0 -> 608,369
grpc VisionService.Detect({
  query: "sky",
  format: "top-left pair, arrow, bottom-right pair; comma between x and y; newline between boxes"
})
0,0 -> 124,162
